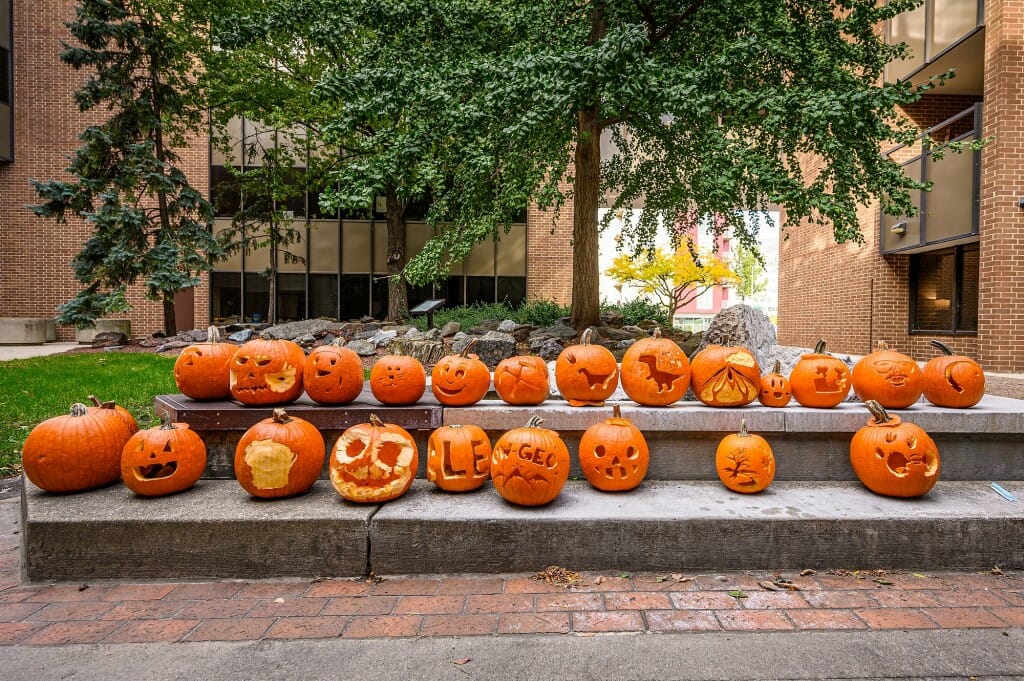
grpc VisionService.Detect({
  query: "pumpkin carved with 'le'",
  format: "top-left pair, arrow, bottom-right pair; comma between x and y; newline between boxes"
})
230,338 -> 306,406
922,340 -> 985,408
431,340 -> 491,407
852,341 -> 924,409
555,329 -> 619,407
757,360 -> 792,408
578,405 -> 649,491
121,415 -> 207,497
715,420 -> 776,493
494,355 -> 549,405
426,424 -> 491,492
234,409 -> 325,498
491,417 -> 570,506
303,342 -> 364,405
620,327 -> 690,406
331,415 -> 419,503
174,326 -> 234,400
689,344 -> 761,407
850,400 -> 940,497
789,339 -> 851,408
370,355 -> 426,406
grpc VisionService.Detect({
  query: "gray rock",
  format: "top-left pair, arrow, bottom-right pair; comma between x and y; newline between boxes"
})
531,323 -> 578,341
319,333 -> 338,346
262,319 -> 339,340
370,330 -> 399,347
600,310 -> 625,328
497,319 -> 518,333
533,338 -> 565,362
452,331 -> 469,342
294,333 -> 317,347
598,325 -> 636,341
617,338 -> 637,350
386,338 -> 447,366
353,330 -> 378,340
405,328 -> 441,341
345,339 -> 377,357
92,331 -> 129,347
695,304 -> 777,370
439,321 -> 461,337
454,331 -> 515,367
154,340 -> 190,353
228,329 -> 253,343
512,325 -> 536,343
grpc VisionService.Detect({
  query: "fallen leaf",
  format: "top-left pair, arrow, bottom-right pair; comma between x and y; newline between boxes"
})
800,569 -> 816,577
656,576 -> 667,583
593,575 -> 604,585
872,578 -> 894,586
273,597 -> 285,604
78,584 -> 89,592
992,566 -> 1005,576
912,573 -> 928,579
727,590 -> 748,599
758,580 -> 780,592
452,658 -> 471,666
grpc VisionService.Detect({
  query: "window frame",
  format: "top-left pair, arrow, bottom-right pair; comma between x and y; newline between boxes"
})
908,242 -> 979,336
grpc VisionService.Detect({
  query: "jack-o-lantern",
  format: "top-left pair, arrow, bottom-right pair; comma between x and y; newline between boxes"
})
303,342 -> 364,405
789,340 -> 851,408
173,326 -> 234,400
620,327 -> 690,406
87,395 -> 139,435
852,341 -> 924,409
490,416 -> 570,506
426,424 -> 491,492
715,420 -> 775,493
578,405 -> 649,491
121,415 -> 207,497
431,340 -> 491,407
850,400 -> 940,497
554,329 -> 619,407
758,360 -> 792,408
22,403 -> 131,493
494,355 -> 549,405
369,355 -> 426,406
234,409 -> 325,498
922,340 -> 985,409
689,345 -> 761,407
330,414 -> 419,503
230,338 -> 306,406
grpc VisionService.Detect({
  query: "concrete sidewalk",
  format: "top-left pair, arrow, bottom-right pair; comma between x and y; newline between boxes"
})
0,342 -> 77,361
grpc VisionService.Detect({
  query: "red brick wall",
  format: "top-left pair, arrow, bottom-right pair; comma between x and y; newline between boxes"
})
526,176 -> 574,305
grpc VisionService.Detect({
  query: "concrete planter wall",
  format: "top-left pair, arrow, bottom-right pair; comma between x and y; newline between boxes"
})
0,318 -> 51,345
75,319 -> 131,344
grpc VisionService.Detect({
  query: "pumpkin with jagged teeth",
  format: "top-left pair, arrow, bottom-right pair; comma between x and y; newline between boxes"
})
229,338 -> 305,406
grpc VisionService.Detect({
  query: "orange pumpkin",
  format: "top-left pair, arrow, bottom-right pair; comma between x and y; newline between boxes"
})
554,329 -> 619,407
715,419 -> 776,493
494,355 -> 550,405
22,403 -> 131,493
922,340 -> 985,408
426,424 -> 492,492
491,416 -> 570,506
303,342 -> 364,405
852,341 -> 923,409
431,340 -> 491,407
369,355 -> 426,406
849,400 -> 940,497
789,340 -> 851,408
173,326 -> 234,400
689,344 -> 761,407
757,360 -> 792,408
330,414 -> 419,503
620,327 -> 691,406
87,395 -> 139,435
121,416 -> 207,497
234,409 -> 325,498
229,338 -> 306,406
578,405 -> 649,491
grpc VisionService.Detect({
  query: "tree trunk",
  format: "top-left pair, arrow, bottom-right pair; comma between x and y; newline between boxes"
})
569,106 -> 602,331
268,232 -> 278,324
384,184 -> 409,322
162,293 -> 177,338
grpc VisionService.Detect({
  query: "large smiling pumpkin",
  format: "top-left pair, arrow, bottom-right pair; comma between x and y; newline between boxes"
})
431,340 -> 491,407
689,344 -> 761,407
303,342 -> 364,405
229,338 -> 306,406
330,415 -> 419,503
494,355 -> 550,406
121,416 -> 207,497
490,416 -> 570,506
850,400 -> 940,497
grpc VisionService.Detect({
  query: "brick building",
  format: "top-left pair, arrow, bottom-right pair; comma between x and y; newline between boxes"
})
778,0 -> 1024,372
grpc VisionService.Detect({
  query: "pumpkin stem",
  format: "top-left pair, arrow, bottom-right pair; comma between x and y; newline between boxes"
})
876,340 -> 889,351
652,327 -> 662,339
814,339 -> 827,354
612,404 -> 622,419
448,424 -> 465,430
158,411 -> 177,430
930,340 -> 955,356
771,360 -> 781,375
87,395 -> 117,410
207,326 -> 221,343
525,416 -> 544,429
580,328 -> 594,345
738,419 -> 749,438
272,408 -> 293,424
88,395 -> 101,407
864,399 -> 892,424
370,414 -> 386,428
460,338 -> 479,358
70,403 -> 89,418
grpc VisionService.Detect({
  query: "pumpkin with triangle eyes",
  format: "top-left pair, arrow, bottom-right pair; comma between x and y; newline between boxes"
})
174,327 -> 234,400
121,416 -> 207,497
689,344 -> 761,407
578,405 -> 649,491
230,338 -> 306,406
303,342 -> 364,405
431,340 -> 491,407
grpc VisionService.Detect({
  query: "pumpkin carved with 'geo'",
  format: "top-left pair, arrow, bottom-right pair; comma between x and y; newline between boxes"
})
121,415 -> 207,497
426,424 -> 491,492
620,327 -> 690,406
330,415 -> 419,503
230,338 -> 306,406
689,345 -> 761,407
490,417 -> 570,506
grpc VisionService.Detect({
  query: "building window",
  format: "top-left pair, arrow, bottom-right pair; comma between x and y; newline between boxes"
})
910,243 -> 978,334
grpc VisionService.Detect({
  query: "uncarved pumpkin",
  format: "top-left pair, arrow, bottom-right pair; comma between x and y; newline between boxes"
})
578,405 -> 649,491
230,338 -> 306,406
370,355 -> 426,406
555,329 -> 619,407
234,409 -> 325,498
87,395 -> 139,435
494,355 -> 550,405
304,342 -> 364,405
852,341 -> 923,409
173,326 -> 234,400
121,416 -> 207,497
426,424 -> 491,492
715,420 -> 775,493
491,416 -> 570,506
431,340 -> 491,407
849,400 -> 940,497
620,327 -> 690,406
689,345 -> 761,407
922,340 -> 985,408
330,414 -> 419,503
789,340 -> 851,408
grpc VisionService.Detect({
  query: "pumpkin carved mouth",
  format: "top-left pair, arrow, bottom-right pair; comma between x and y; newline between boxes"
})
134,462 -> 178,480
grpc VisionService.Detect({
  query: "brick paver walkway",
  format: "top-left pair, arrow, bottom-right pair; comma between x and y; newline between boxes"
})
1,496 -> 1021,645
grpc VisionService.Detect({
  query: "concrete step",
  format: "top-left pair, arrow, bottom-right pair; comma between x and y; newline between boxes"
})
22,478 -> 1024,582
156,394 -> 1024,481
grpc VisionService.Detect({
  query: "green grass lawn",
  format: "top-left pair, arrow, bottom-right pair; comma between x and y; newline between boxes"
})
0,353 -> 177,476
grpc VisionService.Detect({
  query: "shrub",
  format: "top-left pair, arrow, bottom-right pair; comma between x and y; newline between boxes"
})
513,300 -> 570,327
602,298 -> 671,328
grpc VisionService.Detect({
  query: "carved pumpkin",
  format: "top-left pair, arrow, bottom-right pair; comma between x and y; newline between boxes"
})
431,340 -> 491,407
757,360 -> 792,408
369,355 -> 426,406
689,344 -> 761,407
554,329 -> 619,407
426,424 -> 491,492
789,340 -> 851,408
852,341 -> 924,409
173,326 -> 234,400
87,395 -> 139,435
234,409 -> 325,498
922,340 -> 985,408
22,403 -> 130,493
850,400 -> 940,497
620,327 -> 691,406
491,416 -> 570,506
303,342 -> 364,405
330,414 -> 419,503
121,415 -> 207,497
229,338 -> 306,406
494,355 -> 549,405
715,419 -> 775,493
578,405 -> 649,491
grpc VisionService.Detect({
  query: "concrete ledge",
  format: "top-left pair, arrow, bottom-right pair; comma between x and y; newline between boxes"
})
0,318 -> 50,345
75,319 -> 131,344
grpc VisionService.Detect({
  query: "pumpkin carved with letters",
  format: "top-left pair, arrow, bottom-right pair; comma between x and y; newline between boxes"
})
490,417 -> 570,506
426,424 -> 491,492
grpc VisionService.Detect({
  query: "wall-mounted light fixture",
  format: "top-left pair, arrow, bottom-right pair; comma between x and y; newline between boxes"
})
1018,197 -> 1024,209
890,221 -> 908,235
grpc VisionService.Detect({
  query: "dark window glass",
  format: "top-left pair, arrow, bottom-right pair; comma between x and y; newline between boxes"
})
465,276 -> 496,305
309,274 -> 339,320
496,276 -> 527,307
958,244 -> 979,332
211,165 -> 241,217
277,273 -> 306,321
211,272 -> 242,321
243,272 -> 269,323
370,277 -> 389,319
910,243 -> 978,334
0,49 -> 9,105
443,276 -> 465,308
340,274 -> 370,320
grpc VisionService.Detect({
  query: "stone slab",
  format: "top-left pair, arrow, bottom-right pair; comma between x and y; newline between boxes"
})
370,480 -> 1024,574
75,319 -> 131,344
21,478 -> 374,582
0,318 -> 50,345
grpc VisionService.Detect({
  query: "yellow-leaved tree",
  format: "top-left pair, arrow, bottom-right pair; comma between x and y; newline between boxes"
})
606,244 -> 739,322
